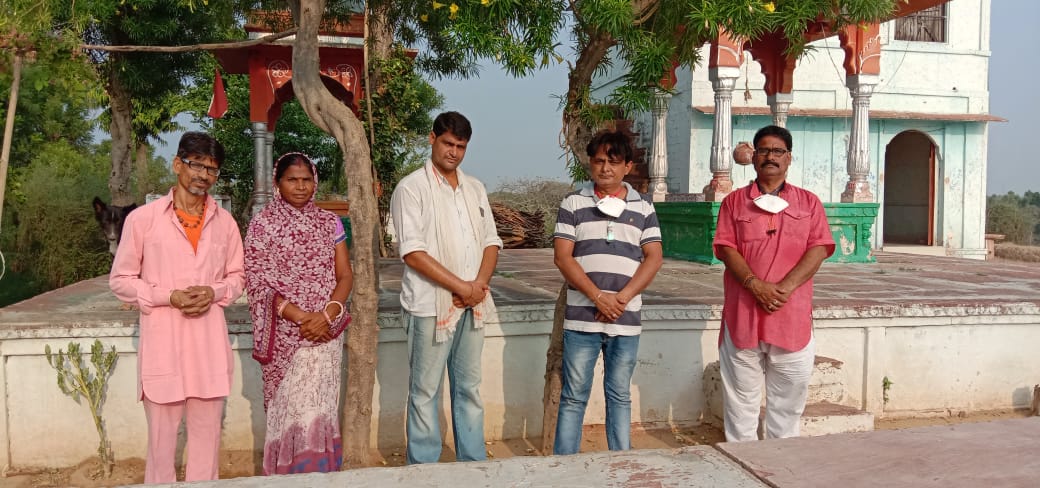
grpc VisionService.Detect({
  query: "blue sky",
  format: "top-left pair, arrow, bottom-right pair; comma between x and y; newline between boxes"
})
431,1 -> 1036,195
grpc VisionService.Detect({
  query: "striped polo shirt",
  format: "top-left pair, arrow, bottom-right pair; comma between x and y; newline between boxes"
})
553,182 -> 662,336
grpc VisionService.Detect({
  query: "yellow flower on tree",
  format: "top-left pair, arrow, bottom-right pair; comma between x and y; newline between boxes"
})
481,0 -> 490,5
432,1 -> 445,9
420,14 -> 429,22
763,1 -> 776,12
449,3 -> 459,19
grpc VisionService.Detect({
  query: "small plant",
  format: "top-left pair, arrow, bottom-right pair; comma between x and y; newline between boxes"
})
44,340 -> 119,478
882,376 -> 894,406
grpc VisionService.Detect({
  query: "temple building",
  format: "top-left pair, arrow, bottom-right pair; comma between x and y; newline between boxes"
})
598,0 -> 998,261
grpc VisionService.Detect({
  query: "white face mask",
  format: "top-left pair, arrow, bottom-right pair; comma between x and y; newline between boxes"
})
753,194 -> 789,214
596,196 -> 626,218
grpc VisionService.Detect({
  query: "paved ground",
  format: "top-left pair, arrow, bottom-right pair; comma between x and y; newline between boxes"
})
4,249 -> 1038,331
716,416 -> 1040,488
140,418 -> 1040,487
151,446 -> 767,488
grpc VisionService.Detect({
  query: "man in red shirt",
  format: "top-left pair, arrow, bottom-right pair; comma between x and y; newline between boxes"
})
712,125 -> 835,441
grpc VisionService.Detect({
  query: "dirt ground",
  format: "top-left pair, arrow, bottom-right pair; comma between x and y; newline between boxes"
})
1,410 -> 1031,487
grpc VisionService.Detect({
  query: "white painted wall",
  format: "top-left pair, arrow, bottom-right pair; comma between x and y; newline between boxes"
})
2,299 -> 1038,470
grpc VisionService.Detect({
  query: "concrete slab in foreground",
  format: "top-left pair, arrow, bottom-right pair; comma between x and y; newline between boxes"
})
717,417 -> 1040,488
153,446 -> 766,488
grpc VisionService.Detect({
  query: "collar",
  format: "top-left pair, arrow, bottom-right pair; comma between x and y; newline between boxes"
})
161,187 -> 215,215
427,159 -> 464,190
579,181 -> 640,202
749,179 -> 786,198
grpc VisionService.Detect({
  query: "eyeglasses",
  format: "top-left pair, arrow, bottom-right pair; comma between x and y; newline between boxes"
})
755,147 -> 790,157
181,158 -> 221,177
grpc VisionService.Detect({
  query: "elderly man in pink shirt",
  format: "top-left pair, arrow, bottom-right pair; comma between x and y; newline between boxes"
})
713,125 -> 835,442
110,132 -> 244,483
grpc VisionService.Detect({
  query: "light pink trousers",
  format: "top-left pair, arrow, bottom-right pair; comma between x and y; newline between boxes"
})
142,395 -> 225,484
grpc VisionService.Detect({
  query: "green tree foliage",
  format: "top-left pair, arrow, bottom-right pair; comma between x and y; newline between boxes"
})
559,0 -> 898,178
987,191 -> 1040,245
9,141 -> 115,288
362,47 -> 444,235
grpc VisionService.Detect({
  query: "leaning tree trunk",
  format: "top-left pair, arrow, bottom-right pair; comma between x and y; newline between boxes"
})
541,27 -> 615,455
291,0 -> 381,469
107,67 -> 135,206
365,2 -> 395,257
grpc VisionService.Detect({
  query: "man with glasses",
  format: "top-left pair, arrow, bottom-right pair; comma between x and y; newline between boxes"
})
110,131 -> 244,483
712,125 -> 835,442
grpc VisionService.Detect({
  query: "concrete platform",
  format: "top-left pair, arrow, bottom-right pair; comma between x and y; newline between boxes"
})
3,249 -> 1039,329
717,417 -> 1040,488
152,446 -> 767,488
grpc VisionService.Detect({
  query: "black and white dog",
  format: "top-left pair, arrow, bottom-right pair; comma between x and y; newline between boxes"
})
92,197 -> 137,255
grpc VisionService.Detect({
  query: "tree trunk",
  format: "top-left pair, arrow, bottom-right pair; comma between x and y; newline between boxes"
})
290,0 -> 381,469
366,3 -> 395,258
540,28 -> 616,454
107,67 -> 135,206
134,139 -> 149,201
540,284 -> 568,454
561,29 -> 616,171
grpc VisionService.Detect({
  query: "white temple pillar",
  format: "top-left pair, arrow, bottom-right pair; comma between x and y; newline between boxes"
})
250,121 -> 273,217
841,74 -> 878,203
649,89 -> 671,202
703,67 -> 739,202
768,92 -> 794,128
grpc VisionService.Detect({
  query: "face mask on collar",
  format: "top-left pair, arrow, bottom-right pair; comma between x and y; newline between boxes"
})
753,194 -> 789,214
596,196 -> 626,218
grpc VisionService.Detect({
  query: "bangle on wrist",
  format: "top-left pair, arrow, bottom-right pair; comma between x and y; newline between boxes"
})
324,300 -> 345,321
322,310 -> 333,326
277,299 -> 290,318
742,273 -> 757,289
593,291 -> 603,303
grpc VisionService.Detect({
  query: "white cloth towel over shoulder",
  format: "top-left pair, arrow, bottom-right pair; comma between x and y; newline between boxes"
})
424,162 -> 499,342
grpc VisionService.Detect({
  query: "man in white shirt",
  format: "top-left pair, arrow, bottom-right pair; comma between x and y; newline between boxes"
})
390,111 -> 502,464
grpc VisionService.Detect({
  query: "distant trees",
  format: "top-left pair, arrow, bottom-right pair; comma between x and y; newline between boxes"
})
987,191 -> 1040,245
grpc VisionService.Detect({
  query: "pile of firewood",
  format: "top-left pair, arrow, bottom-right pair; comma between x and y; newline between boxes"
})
491,202 -> 545,249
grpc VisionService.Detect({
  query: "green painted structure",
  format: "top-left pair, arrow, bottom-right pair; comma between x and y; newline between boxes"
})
657,202 -> 879,265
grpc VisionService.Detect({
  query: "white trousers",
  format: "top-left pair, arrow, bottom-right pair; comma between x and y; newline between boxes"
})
719,328 -> 815,442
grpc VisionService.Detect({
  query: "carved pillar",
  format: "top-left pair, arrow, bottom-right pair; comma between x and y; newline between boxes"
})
768,92 -> 794,128
251,121 -> 273,217
838,22 -> 881,203
703,67 -> 739,201
841,75 -> 878,203
649,89 -> 671,202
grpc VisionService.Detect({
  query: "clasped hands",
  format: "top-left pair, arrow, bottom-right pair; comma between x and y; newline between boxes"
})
747,279 -> 791,314
593,291 -> 629,323
451,281 -> 490,309
170,285 -> 216,317
297,310 -> 334,343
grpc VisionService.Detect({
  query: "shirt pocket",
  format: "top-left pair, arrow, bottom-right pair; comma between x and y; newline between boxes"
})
204,242 -> 229,279
735,214 -> 771,242
782,209 -> 813,241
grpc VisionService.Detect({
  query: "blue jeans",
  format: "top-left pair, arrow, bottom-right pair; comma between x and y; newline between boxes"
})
405,310 -> 486,464
554,330 -> 640,455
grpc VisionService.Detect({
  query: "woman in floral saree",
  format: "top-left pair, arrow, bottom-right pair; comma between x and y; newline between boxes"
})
245,152 -> 352,474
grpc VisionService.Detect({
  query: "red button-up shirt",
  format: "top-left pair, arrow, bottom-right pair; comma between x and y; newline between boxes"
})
713,181 -> 835,351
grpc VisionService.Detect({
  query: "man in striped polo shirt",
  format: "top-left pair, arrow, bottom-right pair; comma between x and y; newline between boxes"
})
551,129 -> 664,455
